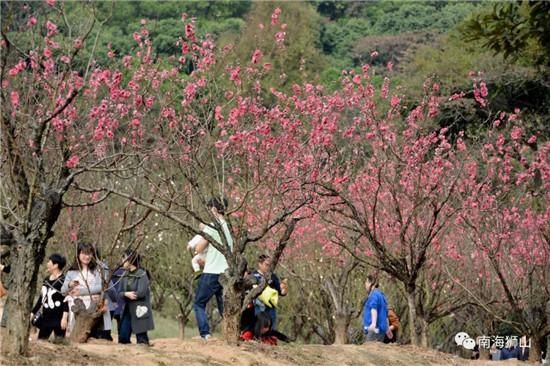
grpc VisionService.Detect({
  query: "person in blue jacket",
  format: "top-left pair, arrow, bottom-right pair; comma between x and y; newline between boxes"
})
362,274 -> 389,342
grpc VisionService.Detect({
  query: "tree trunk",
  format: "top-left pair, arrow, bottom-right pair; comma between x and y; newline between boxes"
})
221,276 -> 241,345
528,336 -> 541,363
406,290 -> 419,346
333,313 -> 350,345
479,347 -> 490,360
1,240 -> 44,356
177,314 -> 187,340
419,316 -> 429,348
69,298 -> 102,343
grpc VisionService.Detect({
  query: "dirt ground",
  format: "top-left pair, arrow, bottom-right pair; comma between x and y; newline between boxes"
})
0,299 -> 529,366
0,334 -> 532,366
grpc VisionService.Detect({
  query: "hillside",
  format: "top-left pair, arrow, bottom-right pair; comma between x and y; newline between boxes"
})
0,335 -> 529,366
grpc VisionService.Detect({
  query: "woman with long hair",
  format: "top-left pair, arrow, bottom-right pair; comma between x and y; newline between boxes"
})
61,241 -> 111,337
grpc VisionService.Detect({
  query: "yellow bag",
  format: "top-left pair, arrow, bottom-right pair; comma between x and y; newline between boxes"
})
258,286 -> 278,308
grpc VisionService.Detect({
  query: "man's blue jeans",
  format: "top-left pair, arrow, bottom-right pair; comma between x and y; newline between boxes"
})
193,273 -> 224,337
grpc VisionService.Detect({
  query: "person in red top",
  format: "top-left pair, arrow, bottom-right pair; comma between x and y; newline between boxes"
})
240,311 -> 278,345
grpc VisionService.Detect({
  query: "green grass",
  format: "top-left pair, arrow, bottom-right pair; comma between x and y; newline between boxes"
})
148,314 -> 182,339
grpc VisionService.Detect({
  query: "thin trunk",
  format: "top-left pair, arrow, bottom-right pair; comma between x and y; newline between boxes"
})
528,336 -> 541,363
69,298 -> 102,343
333,313 -> 350,345
221,277 -> 241,345
1,241 -> 43,356
479,347 -> 490,360
177,314 -> 187,340
419,316 -> 429,348
406,290 -> 419,346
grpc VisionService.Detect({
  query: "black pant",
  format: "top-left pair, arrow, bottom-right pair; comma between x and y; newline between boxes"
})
38,325 -> 65,340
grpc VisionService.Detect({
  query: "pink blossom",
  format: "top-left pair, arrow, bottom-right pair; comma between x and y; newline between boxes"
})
428,96 -> 439,118
380,77 -> 390,99
387,61 -> 394,72
448,92 -> 465,101
473,82 -> 487,107
390,96 -> 400,108
185,23 -> 195,40
263,63 -> 272,72
281,23 -> 287,30
195,78 -> 206,88
510,126 -> 522,141
60,55 -> 70,64
27,16 -> 37,27
479,81 -> 488,97
133,32 -> 141,43
73,38 -> 83,49
43,59 -> 54,73
215,106 -> 224,122
131,118 -> 141,127
229,66 -> 241,86
8,60 -> 26,77
527,135 -> 537,144
251,49 -> 262,64
370,51 -> 379,58
271,8 -> 282,25
43,47 -> 52,58
66,155 -> 80,169
46,20 -> 58,37
45,0 -> 56,7
275,31 -> 286,45
181,43 -> 190,55
10,91 -> 19,109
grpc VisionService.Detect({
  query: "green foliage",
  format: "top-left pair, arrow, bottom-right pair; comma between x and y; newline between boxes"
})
320,18 -> 371,66
400,32 -> 550,139
61,1 -> 248,66
229,2 -> 326,93
460,1 -> 550,66
353,32 -> 437,67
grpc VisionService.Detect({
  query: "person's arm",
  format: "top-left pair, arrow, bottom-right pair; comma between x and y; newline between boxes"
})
118,276 -> 128,299
60,311 -> 69,330
61,272 -> 73,295
369,308 -> 378,331
271,274 -> 287,296
194,236 -> 208,254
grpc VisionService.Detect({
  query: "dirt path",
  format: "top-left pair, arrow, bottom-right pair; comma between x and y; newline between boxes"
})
0,335 -> 529,366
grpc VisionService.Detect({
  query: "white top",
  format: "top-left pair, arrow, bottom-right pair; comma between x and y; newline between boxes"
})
202,219 -> 233,274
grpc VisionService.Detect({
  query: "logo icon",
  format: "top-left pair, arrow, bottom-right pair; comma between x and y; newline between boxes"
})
455,332 -> 476,350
